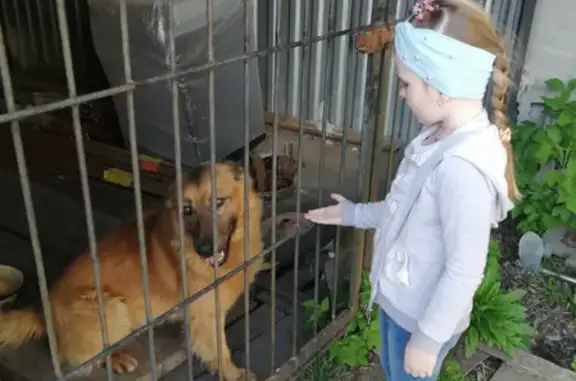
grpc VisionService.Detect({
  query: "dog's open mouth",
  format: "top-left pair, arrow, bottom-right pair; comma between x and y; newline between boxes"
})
206,251 -> 228,267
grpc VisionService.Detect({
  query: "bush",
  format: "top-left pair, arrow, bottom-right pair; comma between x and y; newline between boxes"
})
511,77 -> 576,234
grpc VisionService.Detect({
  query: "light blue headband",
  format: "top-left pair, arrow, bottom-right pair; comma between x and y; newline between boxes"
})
394,21 -> 497,99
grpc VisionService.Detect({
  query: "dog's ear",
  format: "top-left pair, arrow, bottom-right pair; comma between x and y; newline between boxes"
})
224,160 -> 244,181
226,160 -> 255,190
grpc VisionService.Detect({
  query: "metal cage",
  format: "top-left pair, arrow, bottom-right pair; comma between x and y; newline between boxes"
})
0,0 -> 534,380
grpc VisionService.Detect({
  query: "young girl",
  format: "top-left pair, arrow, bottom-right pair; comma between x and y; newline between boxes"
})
304,1 -> 519,380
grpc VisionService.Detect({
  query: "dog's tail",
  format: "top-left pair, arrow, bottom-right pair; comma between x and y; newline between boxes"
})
0,309 -> 45,347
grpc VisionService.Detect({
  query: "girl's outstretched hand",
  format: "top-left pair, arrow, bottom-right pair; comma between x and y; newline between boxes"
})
303,193 -> 350,225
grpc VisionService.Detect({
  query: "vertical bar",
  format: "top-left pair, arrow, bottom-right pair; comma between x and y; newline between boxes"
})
484,0 -> 494,14
242,0 -> 252,376
291,0 -> 311,357
313,0 -> 336,335
349,0 -> 399,308
0,23 -> 63,378
267,0 -> 278,112
23,0 -> 38,68
11,0 -> 26,68
269,0 -> 282,374
287,0 -> 302,117
53,0 -> 114,377
34,0 -> 50,64
308,0 -> 326,121
48,2 -> 61,64
167,1 -> 195,379
73,0 -> 85,69
205,0 -> 225,379
116,0 -> 158,378
330,0 -> 363,320
329,0 -> 352,127
351,0 -> 372,131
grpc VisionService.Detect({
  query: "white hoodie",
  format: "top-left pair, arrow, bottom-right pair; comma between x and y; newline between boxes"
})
341,110 -> 513,356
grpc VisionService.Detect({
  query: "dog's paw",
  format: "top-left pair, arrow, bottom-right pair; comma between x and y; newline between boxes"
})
110,350 -> 138,374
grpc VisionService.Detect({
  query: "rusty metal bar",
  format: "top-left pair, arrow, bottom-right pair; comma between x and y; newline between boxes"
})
291,0 -> 311,358
205,0 -> 225,379
269,0 -> 282,374
350,5 -> 398,305
0,23 -> 379,126
166,0 -> 195,379
330,0 -> 363,320
242,0 -> 253,376
116,0 -> 158,377
54,0 -> 114,377
0,19 -> 64,379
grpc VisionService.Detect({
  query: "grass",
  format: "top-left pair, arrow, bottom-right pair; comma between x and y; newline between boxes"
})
292,352 -> 348,381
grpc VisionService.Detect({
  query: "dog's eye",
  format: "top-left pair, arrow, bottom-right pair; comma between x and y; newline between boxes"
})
183,205 -> 194,216
216,198 -> 226,209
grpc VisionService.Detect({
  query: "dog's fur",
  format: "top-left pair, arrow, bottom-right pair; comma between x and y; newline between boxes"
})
0,162 -> 264,381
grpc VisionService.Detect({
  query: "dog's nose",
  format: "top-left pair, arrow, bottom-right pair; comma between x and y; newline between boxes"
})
194,240 -> 214,256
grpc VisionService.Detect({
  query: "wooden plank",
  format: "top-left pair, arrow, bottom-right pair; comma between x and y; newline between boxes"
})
490,363 -> 546,381
478,345 -> 576,381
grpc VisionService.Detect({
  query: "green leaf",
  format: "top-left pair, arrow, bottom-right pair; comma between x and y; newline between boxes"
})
465,326 -> 479,358
320,297 -> 329,312
542,96 -> 565,110
546,124 -> 563,141
534,140 -> 553,164
558,110 -> 574,127
568,79 -> 576,91
544,170 -> 563,186
546,78 -> 565,92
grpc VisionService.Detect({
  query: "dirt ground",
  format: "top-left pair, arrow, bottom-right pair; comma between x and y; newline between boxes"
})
493,219 -> 576,370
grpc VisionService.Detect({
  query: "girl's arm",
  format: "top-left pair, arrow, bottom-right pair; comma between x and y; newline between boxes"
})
410,157 -> 494,356
340,200 -> 388,229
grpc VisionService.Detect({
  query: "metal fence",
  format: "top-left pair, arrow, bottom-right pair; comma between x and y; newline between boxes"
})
0,0 -> 535,380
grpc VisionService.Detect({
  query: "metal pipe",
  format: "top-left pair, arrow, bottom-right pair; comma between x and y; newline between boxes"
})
54,0 -> 115,376
115,0 -> 159,376
167,0 -> 195,378
269,0 -> 282,373
242,0 -> 253,376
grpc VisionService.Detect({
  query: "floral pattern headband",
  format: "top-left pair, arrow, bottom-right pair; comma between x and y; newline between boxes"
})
409,0 -> 440,21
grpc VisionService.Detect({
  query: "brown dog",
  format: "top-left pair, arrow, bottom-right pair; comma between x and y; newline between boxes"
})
0,161 -> 264,381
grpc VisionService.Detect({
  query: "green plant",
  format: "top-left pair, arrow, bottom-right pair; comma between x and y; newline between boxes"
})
511,77 -> 576,234
571,358 -> 576,372
328,271 -> 380,368
301,270 -> 380,370
438,359 -> 467,381
465,239 -> 534,357
301,297 -> 331,333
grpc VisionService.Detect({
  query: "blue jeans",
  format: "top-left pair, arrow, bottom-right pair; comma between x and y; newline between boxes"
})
379,310 -> 460,381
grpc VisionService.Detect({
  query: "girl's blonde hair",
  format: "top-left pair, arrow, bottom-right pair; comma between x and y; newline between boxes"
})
412,0 -> 520,202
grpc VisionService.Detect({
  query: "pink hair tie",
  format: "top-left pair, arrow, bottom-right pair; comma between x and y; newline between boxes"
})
410,0 -> 440,21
